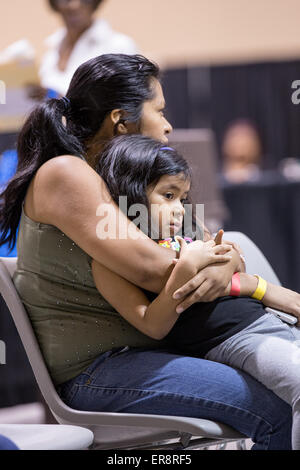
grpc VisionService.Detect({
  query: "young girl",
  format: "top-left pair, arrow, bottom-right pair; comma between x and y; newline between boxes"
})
93,134 -> 300,450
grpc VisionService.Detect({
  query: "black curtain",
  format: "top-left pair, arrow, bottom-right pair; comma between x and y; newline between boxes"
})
162,59 -> 300,170
211,60 -> 300,169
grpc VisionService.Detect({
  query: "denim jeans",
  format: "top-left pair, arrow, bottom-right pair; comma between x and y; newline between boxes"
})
0,435 -> 19,450
205,313 -> 300,449
57,347 -> 292,450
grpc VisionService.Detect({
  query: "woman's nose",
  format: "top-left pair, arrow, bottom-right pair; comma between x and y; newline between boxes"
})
164,119 -> 173,135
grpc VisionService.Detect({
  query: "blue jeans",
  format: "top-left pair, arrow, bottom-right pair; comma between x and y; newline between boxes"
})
57,347 -> 292,450
0,435 -> 19,450
205,313 -> 300,449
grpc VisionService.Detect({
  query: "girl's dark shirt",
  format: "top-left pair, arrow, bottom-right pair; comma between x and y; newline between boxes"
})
144,289 -> 265,356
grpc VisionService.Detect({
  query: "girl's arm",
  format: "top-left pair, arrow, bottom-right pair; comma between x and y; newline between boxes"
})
92,240 -> 233,340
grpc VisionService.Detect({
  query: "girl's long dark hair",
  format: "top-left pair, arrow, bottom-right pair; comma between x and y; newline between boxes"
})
0,54 -> 159,251
97,134 -> 200,239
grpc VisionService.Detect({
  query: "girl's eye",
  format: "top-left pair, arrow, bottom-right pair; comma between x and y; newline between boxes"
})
164,193 -> 173,200
181,198 -> 188,205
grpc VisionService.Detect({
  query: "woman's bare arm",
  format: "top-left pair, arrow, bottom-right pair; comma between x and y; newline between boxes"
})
25,156 -> 175,293
27,156 -> 243,298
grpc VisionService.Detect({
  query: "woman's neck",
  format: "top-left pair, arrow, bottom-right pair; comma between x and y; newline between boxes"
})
84,118 -> 116,169
65,19 -> 93,45
58,20 -> 94,72
85,135 -> 110,170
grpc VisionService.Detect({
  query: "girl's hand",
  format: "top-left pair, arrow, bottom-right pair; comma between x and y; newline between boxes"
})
214,229 -> 224,245
215,229 -> 245,272
176,236 -> 233,270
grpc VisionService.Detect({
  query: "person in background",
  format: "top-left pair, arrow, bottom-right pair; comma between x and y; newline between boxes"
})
221,119 -> 263,184
28,0 -> 138,99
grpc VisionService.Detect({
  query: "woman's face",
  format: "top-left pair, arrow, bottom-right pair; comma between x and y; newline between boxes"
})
54,0 -> 95,31
139,79 -> 173,143
85,77 -> 173,167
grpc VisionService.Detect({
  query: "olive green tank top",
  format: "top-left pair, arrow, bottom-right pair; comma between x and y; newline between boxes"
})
13,206 -> 161,386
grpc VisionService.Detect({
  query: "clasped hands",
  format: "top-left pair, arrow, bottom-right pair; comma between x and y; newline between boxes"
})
171,230 -> 242,312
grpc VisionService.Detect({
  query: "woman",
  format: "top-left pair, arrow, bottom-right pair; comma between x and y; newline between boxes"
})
0,54 -> 292,449
29,0 -> 137,99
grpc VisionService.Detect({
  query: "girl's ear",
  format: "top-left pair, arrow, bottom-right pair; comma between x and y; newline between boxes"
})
110,109 -> 128,135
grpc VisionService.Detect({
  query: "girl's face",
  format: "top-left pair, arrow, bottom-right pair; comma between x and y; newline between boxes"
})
139,79 -> 173,143
147,173 -> 190,239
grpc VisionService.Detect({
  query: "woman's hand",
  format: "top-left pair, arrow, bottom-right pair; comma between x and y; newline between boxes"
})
172,241 -> 243,310
172,256 -> 235,309
171,237 -> 239,311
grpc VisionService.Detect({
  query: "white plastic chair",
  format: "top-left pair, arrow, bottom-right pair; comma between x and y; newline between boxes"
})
0,424 -> 94,450
0,255 -> 248,450
223,231 -> 281,285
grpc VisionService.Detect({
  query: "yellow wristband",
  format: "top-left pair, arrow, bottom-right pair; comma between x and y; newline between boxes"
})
251,275 -> 267,301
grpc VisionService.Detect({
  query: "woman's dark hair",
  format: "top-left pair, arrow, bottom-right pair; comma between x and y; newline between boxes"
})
0,54 -> 160,251
97,134 -> 197,238
48,0 -> 104,12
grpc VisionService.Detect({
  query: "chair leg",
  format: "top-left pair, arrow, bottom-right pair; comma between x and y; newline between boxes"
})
236,439 -> 247,450
216,442 -> 227,450
37,390 -> 57,424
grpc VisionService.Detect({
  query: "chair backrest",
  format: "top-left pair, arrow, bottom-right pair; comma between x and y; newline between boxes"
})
0,258 -> 69,415
169,128 -> 229,233
224,232 -> 281,285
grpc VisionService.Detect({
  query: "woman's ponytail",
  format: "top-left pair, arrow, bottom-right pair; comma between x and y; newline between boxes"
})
0,53 -> 160,251
0,98 -> 83,251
